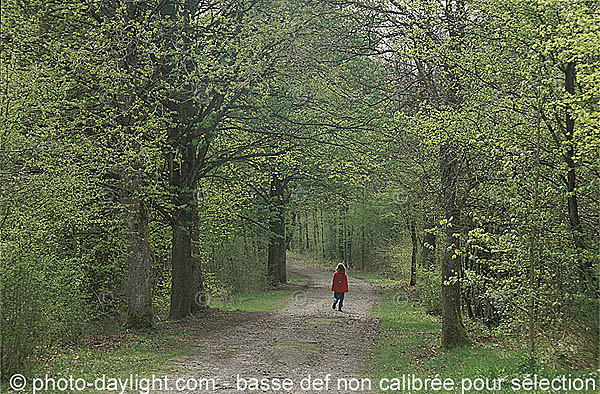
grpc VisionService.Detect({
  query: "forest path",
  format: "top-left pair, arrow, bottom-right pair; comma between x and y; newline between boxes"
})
166,260 -> 379,393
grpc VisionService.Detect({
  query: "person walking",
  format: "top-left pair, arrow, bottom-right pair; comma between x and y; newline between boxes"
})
331,263 -> 349,311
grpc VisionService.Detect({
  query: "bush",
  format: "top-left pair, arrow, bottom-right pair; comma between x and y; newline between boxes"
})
417,269 -> 442,315
0,243 -> 91,378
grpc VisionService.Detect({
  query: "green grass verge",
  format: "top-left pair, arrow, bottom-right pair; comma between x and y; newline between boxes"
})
209,289 -> 297,312
368,289 -> 599,394
350,271 -> 400,288
209,271 -> 307,312
1,326 -> 193,394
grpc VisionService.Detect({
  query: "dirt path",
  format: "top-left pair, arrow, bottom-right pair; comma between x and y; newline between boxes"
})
167,260 -> 379,393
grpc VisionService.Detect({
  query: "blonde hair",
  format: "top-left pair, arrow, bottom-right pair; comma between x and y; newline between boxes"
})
336,263 -> 346,273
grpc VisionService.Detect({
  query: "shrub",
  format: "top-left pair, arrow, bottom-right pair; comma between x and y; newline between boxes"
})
417,269 -> 442,315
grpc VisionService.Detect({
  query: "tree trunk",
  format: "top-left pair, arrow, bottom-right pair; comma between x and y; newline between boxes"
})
117,1 -> 153,329
191,190 -> 206,313
312,210 -> 318,254
290,209 -> 296,251
422,214 -> 437,269
319,207 -> 325,258
361,187 -> 366,268
125,194 -> 153,328
304,211 -> 310,250
409,219 -> 417,286
528,92 -> 541,360
169,192 -> 194,319
161,0 -> 207,320
440,142 -> 469,348
336,211 -> 342,261
297,210 -> 303,251
345,207 -> 351,268
342,208 -> 348,266
267,174 -> 286,284
563,62 -> 595,295
168,144 -> 197,319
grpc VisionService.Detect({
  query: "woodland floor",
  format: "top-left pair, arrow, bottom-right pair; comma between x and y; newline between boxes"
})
162,260 -> 379,393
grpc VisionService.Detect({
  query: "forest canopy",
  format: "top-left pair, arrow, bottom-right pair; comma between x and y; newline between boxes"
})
1,0 -> 598,380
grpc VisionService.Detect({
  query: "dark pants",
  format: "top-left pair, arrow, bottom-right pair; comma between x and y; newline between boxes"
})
333,292 -> 345,308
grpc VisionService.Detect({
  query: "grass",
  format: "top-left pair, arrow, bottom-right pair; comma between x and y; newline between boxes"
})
368,289 -> 599,393
0,325 -> 194,394
209,289 -> 298,312
209,271 -> 307,312
350,271 -> 400,288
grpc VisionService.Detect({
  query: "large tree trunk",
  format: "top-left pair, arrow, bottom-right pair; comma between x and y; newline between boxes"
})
159,0 -> 208,319
125,194 -> 153,328
336,210 -> 342,261
440,142 -> 469,348
267,174 -> 286,284
168,147 -> 197,319
117,1 -> 153,329
169,194 -> 194,319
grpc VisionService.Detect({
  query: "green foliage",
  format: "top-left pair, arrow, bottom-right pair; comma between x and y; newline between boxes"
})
368,289 -> 598,394
1,0 -> 598,377
0,326 -> 192,394
417,270 -> 443,316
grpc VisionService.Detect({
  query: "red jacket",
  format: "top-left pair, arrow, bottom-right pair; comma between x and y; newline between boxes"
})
331,271 -> 348,292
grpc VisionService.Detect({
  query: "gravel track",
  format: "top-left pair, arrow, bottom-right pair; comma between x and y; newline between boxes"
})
165,260 -> 379,394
